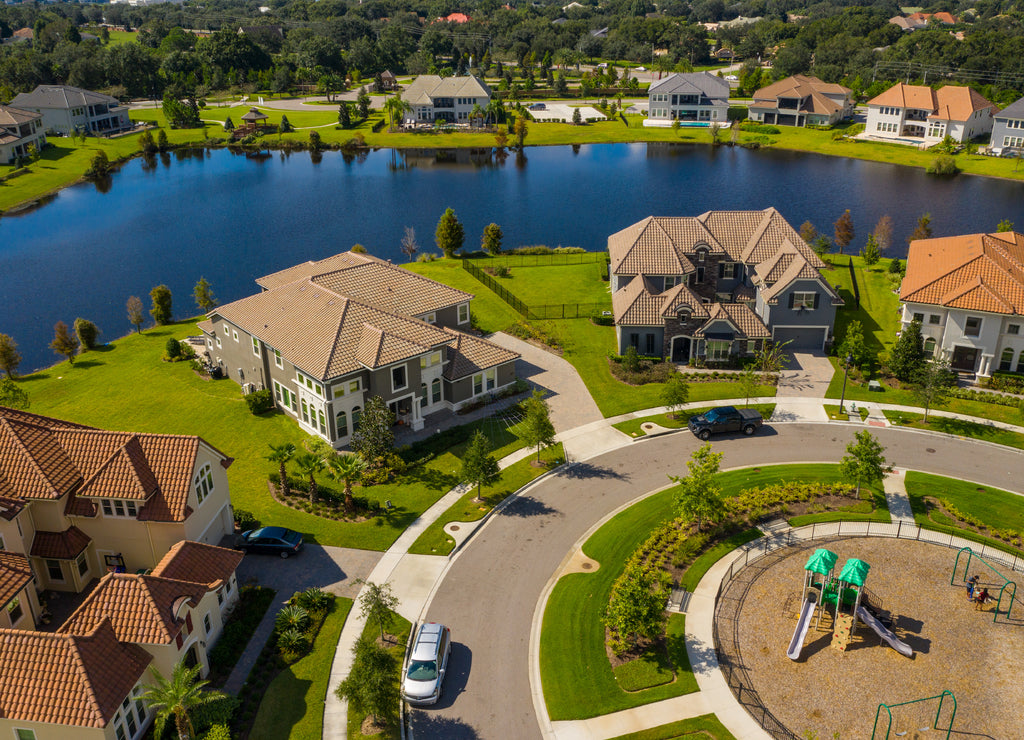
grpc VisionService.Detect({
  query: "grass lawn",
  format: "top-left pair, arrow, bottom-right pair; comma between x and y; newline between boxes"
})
407,444 -> 564,555
486,263 -> 612,307
403,259 -> 522,333
611,613 -> 689,691
612,404 -> 777,437
678,529 -> 762,592
607,714 -> 737,740
882,410 -> 1024,450
346,610 -> 412,740
905,472 -> 1024,533
829,254 -> 902,360
250,597 -> 354,740
823,404 -> 870,421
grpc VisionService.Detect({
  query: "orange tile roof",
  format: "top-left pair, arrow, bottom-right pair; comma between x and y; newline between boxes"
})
0,619 -> 150,727
59,572 -> 206,645
867,83 -> 995,122
901,232 -> 1024,314
0,551 -> 32,607
0,415 -> 82,501
30,526 -> 91,560
151,541 -> 243,588
867,82 -> 936,110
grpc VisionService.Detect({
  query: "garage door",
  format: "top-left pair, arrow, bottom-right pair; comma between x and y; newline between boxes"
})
772,327 -> 827,351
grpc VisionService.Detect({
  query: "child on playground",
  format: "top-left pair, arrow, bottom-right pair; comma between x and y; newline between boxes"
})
967,575 -> 980,600
974,588 -> 991,609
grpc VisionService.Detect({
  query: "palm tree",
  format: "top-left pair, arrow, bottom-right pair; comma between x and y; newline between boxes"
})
383,93 -> 412,129
143,661 -> 226,740
326,453 -> 366,513
294,452 -> 325,504
470,103 -> 485,128
486,98 -> 504,126
265,443 -> 296,497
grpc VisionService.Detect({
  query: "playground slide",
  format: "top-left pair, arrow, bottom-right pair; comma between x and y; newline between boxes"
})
857,606 -> 913,658
787,599 -> 815,660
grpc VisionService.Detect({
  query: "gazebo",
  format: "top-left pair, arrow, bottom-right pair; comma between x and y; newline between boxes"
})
240,107 -> 269,131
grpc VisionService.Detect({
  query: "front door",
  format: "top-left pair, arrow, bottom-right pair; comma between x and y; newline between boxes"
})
671,336 -> 691,363
951,346 -> 979,372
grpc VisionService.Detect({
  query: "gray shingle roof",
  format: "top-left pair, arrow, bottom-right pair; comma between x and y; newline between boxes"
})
995,95 -> 1024,121
648,72 -> 730,100
403,75 -> 492,106
10,85 -> 120,111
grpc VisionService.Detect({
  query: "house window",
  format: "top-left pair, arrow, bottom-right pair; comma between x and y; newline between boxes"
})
792,292 -> 817,310
695,249 -> 706,263
458,303 -> 470,324
336,410 -> 348,437
232,330 -> 238,343
392,365 -> 407,391
630,333 -> 639,348
420,382 -> 428,408
425,312 -> 436,324
274,349 -> 283,368
923,337 -> 936,357
132,686 -> 146,722
7,596 -> 23,624
645,334 -> 655,354
1008,324 -> 1020,335
432,378 -> 442,403
352,406 -> 362,429
252,337 -> 260,357
473,373 -> 483,395
16,730 -> 37,740
349,380 -> 360,394
222,325 -> 229,336
204,612 -> 212,635
318,410 -> 327,435
964,317 -> 982,337
913,313 -> 924,323
76,551 -> 89,577
225,577 -> 233,594
1000,348 -> 1014,371
1018,351 -> 1024,373
747,340 -> 756,354
420,351 -> 442,369
193,463 -> 214,506
721,263 -> 736,279
216,337 -> 222,349
217,589 -> 224,605
706,340 -> 730,361
301,398 -> 310,424
46,560 -> 63,581
929,315 -> 941,325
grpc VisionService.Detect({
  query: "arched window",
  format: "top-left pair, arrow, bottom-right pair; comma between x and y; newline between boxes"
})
1017,350 -> 1024,373
999,347 -> 1014,371
352,406 -> 362,430
336,410 -> 348,438
431,378 -> 442,404
420,382 -> 428,408
923,337 -> 936,357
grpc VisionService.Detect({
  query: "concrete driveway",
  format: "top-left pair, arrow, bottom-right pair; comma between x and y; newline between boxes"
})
776,352 -> 835,397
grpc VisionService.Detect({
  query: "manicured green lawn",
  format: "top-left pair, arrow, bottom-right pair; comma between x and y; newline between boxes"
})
678,529 -> 762,592
905,472 -> 1024,533
611,613 -> 689,691
823,404 -> 869,421
882,411 -> 1024,450
612,404 -> 777,437
250,598 -> 354,740
403,259 -> 522,334
607,714 -> 737,740
346,610 -> 411,740
488,263 -> 612,308
829,255 -> 902,359
408,444 -> 564,555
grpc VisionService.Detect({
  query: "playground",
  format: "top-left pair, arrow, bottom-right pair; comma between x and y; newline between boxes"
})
716,537 -> 1023,738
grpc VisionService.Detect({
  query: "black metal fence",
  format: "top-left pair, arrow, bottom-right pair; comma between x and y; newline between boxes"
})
462,260 -> 528,316
527,303 -> 610,320
461,257 -> 612,320
476,252 -> 608,268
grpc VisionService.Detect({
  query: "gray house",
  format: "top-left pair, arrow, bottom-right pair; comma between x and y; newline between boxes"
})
645,72 -> 730,127
198,251 -> 519,448
10,85 -> 131,136
0,104 -> 45,164
991,95 -> 1024,156
609,209 -> 843,361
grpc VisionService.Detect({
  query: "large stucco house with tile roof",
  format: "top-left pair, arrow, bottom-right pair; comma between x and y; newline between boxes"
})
0,104 -> 46,165
10,85 -> 131,137
198,251 -> 519,446
609,209 -> 843,361
865,83 -> 996,144
0,540 -> 243,740
900,231 -> 1024,377
990,95 -> 1024,156
0,407 -> 235,597
644,72 -> 730,127
401,75 -> 492,125
749,74 -> 853,127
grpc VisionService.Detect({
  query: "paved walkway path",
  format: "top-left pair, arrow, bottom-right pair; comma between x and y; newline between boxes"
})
883,468 -> 916,523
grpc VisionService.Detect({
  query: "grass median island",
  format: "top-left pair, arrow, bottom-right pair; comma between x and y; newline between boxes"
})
612,404 -> 777,437
408,443 -> 565,555
882,410 -> 1024,449
249,597 -> 354,740
345,609 -> 411,740
607,714 -> 738,740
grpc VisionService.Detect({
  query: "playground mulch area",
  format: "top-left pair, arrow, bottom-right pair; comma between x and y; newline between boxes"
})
722,537 -> 1022,739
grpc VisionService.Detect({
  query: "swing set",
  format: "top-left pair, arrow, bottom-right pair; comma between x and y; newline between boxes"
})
872,690 -> 957,739
950,547 -> 1017,622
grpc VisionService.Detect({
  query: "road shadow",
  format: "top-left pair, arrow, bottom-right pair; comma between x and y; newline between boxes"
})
409,712 -> 481,739
560,462 -> 628,480
498,495 -> 559,518
427,642 -> 472,710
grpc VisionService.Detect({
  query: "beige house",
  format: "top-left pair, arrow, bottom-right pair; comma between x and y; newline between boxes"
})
10,85 -> 131,136
0,407 -> 235,596
865,83 -> 996,144
401,75 -> 492,125
0,104 -> 46,165
0,541 -> 243,740
749,75 -> 853,127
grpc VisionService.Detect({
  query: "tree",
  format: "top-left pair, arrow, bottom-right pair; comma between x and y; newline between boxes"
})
833,209 -> 854,255
0,333 -> 22,378
357,580 -> 399,641
873,215 -> 893,255
738,368 -> 760,407
460,430 -> 501,503
279,114 -> 293,133
513,116 -> 529,148
911,359 -> 955,422
997,219 -> 1014,232
661,373 -> 689,418
293,452 -> 324,504
572,106 -> 582,125
839,319 -> 870,370
223,117 -> 234,132
709,121 -> 725,145
338,102 -> 352,128
839,430 -> 889,496
522,390 -> 556,463
668,443 -> 724,531
813,235 -> 831,260
356,86 -> 371,118
127,296 -> 145,334
144,661 -> 227,740
0,378 -> 29,409
481,223 -> 503,255
73,318 -> 100,351
399,227 -> 419,262
383,94 -> 411,128
435,207 -> 465,258
265,443 -> 296,497
308,130 -> 322,150
326,453 -> 366,512
799,221 -> 818,244
150,285 -> 173,325
603,560 -> 668,654
86,150 -> 110,179
193,277 -> 217,312
350,395 -> 395,466
860,233 -> 881,265
138,130 -> 157,154
754,340 -> 790,373
50,321 -> 79,364
907,212 -> 933,244
335,636 -> 399,731
889,319 -> 925,382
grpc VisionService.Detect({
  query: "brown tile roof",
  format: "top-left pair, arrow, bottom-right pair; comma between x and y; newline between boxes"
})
151,541 -> 243,588
0,105 -> 41,128
60,572 -> 207,645
868,82 -> 937,110
0,619 -> 150,727
867,83 -> 995,122
693,303 -> 770,338
901,232 -> 1024,314
612,277 -> 710,326
754,246 -> 842,305
751,75 -> 850,115
442,330 -> 520,380
0,495 -> 25,521
256,251 -> 378,290
31,526 -> 91,560
0,552 -> 32,607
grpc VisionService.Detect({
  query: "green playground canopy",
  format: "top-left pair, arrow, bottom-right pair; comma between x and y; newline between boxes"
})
805,549 -> 838,575
839,558 -> 871,586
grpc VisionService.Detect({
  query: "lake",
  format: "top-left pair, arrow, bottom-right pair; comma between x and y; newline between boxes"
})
3,142 -> 1023,372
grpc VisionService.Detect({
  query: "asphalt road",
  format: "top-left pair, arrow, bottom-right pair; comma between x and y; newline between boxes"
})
411,423 -> 1023,739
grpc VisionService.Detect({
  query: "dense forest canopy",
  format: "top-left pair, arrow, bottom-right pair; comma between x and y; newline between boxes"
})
1,0 -> 1022,104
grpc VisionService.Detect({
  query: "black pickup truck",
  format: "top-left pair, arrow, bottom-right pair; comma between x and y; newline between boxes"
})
687,406 -> 764,440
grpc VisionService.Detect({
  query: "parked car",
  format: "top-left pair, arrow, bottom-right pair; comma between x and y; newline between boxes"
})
403,622 -> 452,706
236,526 -> 304,558
688,405 -> 763,440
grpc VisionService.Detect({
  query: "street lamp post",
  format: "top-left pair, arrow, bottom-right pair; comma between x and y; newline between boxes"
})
839,354 -> 853,414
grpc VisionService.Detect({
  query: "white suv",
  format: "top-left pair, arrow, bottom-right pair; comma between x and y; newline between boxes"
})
403,622 -> 451,706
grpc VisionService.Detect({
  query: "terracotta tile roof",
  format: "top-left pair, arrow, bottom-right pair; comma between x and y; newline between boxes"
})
752,75 -> 850,113
901,232 -> 1024,315
0,415 -> 82,501
442,330 -> 520,380
0,619 -> 150,727
867,83 -> 995,123
612,277 -> 709,326
60,573 -> 207,645
0,495 -> 25,521
77,436 -> 159,501
151,541 -> 243,588
867,82 -> 936,110
0,552 -> 32,607
693,303 -> 770,338
311,259 -> 474,316
256,251 -> 376,290
30,526 -> 91,560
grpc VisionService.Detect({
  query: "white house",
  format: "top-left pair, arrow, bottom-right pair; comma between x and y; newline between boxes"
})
401,75 -> 492,125
0,104 -> 45,164
900,231 -> 1024,377
865,83 -> 996,145
644,72 -> 730,127
10,85 -> 131,136
990,95 -> 1024,156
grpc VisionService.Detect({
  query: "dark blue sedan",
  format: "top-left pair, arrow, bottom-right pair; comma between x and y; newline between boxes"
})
236,526 -> 304,558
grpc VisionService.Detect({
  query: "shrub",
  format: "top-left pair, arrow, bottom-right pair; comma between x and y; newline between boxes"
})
233,509 -> 260,532
295,586 -> 333,613
591,315 -> 615,326
245,388 -> 275,415
494,265 -> 511,277
202,725 -> 232,740
165,337 -> 182,360
927,155 -> 959,175
73,318 -> 100,351
275,604 -> 310,634
739,123 -> 781,134
277,627 -> 308,656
